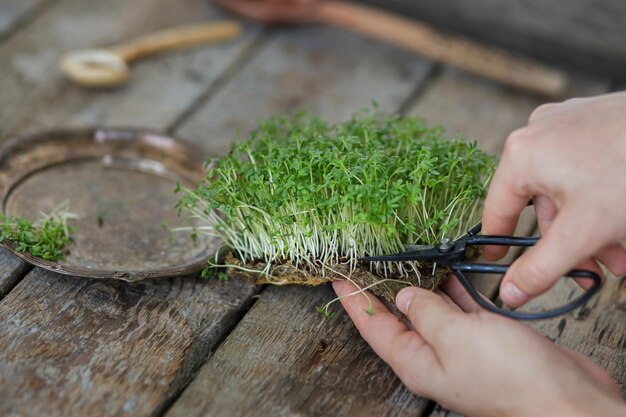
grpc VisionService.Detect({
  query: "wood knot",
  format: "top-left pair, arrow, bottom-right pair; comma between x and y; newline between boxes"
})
572,303 -> 591,321
308,338 -> 331,369
79,281 -> 145,315
80,282 -> 121,315
318,339 -> 329,350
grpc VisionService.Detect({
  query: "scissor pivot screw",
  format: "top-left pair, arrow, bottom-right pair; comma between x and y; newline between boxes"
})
438,238 -> 454,252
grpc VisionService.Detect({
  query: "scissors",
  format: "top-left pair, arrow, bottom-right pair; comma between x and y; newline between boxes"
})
361,220 -> 602,320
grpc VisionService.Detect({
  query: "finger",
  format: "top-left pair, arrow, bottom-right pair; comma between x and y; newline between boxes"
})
434,288 -> 464,312
438,275 -> 483,313
533,194 -> 557,234
595,242 -> 626,277
396,287 -> 464,349
500,207 -> 605,307
333,281 -> 443,395
572,257 -> 604,291
482,134 -> 532,260
528,102 -> 559,124
530,196 -> 604,291
333,280 -> 410,352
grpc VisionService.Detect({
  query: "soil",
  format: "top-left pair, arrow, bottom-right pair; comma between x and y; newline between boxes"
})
224,252 -> 451,305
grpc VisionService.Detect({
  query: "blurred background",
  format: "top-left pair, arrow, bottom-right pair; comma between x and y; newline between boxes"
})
361,0 -> 625,79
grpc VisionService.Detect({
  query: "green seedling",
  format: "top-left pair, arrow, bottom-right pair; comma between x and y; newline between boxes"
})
0,201 -> 77,261
96,210 -> 106,228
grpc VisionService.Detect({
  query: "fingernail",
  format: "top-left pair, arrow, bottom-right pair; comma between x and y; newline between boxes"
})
396,288 -> 416,314
501,282 -> 528,306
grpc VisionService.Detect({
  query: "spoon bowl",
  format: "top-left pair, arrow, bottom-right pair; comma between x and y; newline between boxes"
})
60,49 -> 130,87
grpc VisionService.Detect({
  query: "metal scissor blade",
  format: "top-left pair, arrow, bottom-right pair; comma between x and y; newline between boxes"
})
403,244 -> 435,251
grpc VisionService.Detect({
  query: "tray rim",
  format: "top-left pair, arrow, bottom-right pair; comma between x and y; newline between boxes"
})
0,127 -> 212,282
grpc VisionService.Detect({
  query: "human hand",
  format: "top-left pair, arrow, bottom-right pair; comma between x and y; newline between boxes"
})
333,279 -> 625,417
482,92 -> 626,308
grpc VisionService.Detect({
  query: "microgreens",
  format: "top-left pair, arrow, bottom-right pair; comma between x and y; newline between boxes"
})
0,202 -> 77,261
177,110 -> 495,286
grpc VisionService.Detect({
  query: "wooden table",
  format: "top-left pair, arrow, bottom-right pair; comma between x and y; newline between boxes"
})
0,1 -> 624,416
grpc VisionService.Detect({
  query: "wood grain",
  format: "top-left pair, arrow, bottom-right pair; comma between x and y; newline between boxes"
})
165,285 -> 430,417
0,0 -> 259,140
0,0 -> 51,39
527,274 -> 626,391
407,67 -> 607,154
0,269 -> 259,417
176,25 -> 433,154
0,247 -> 30,299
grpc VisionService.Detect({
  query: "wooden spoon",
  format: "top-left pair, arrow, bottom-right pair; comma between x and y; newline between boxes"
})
214,0 -> 568,97
60,21 -> 242,88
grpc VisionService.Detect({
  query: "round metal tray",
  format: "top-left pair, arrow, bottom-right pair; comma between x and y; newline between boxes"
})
0,128 -> 216,281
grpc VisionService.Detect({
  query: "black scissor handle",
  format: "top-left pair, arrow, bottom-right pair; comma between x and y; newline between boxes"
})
451,263 -> 602,320
465,235 -> 538,247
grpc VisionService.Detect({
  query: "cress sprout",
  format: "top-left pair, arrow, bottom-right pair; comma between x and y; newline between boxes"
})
176,110 -> 496,290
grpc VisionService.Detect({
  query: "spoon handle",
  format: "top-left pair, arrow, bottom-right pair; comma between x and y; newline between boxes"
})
113,21 -> 242,62
318,1 -> 567,97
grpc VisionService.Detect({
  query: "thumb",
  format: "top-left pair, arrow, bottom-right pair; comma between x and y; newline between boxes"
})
500,208 -> 602,307
396,287 -> 462,348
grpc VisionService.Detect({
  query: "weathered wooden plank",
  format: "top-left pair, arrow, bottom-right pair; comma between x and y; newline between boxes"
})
407,68 -> 539,154
407,67 -> 606,154
166,285 -> 430,417
429,408 -> 463,417
527,273 -> 626,392
0,269 -> 259,417
176,25 -> 434,154
359,0 -> 626,79
0,0 -> 47,298
0,0 -> 259,140
0,247 -> 30,299
0,0 -> 52,40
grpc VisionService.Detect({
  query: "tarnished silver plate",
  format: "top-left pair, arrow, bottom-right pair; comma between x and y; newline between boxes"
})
0,128 -> 216,281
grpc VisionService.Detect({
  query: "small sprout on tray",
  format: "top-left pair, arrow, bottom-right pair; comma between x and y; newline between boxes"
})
96,210 -> 106,228
0,201 -> 77,261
